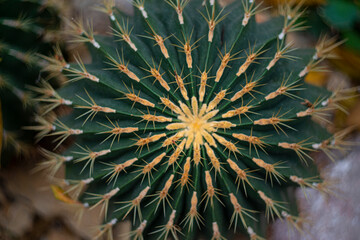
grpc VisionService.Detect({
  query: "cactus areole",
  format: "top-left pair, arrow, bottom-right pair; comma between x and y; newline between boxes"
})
36,0 -> 344,239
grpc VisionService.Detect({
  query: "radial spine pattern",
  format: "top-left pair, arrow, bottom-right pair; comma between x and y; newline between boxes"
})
34,0 -> 348,239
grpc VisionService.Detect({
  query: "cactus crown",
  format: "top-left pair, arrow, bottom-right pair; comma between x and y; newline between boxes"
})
35,0 -> 345,239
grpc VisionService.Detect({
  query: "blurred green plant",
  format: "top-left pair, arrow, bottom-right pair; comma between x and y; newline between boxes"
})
321,0 -> 360,50
285,0 -> 360,82
0,0 -> 64,165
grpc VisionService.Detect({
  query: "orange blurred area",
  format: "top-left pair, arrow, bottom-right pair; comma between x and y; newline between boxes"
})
330,47 -> 360,82
51,185 -> 79,205
305,71 -> 328,87
347,99 -> 360,129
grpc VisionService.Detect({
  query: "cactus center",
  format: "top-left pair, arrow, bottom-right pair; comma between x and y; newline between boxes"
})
181,97 -> 217,147
189,118 -> 204,131
165,95 -> 225,154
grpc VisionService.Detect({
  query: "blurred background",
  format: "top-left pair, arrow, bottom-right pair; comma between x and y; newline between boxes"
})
1,0 -> 359,239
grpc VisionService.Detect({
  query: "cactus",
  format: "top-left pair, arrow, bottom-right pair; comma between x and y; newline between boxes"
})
0,0 -> 63,163
34,0 -> 349,239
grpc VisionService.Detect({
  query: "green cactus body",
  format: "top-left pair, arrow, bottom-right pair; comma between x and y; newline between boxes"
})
0,0 -> 62,161
36,0 -> 344,239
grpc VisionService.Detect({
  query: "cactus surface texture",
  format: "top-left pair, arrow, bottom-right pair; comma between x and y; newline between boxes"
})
0,0 -> 62,162
35,0 -> 346,239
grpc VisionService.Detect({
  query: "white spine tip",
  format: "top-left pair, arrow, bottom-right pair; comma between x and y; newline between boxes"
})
312,143 -> 321,149
110,14 -> 115,21
83,177 -> 94,184
110,218 -> 118,225
64,99 -> 73,105
91,40 -> 100,49
247,226 -> 254,235
278,31 -> 285,40
139,7 -> 148,18
210,0 -> 215,5
64,156 -> 73,161
299,66 -> 309,78
321,99 -> 329,106
83,202 -> 89,208
281,211 -> 289,217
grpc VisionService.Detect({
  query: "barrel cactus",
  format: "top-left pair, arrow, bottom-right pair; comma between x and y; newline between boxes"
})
34,0 -> 347,239
0,0 -> 63,162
